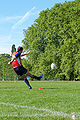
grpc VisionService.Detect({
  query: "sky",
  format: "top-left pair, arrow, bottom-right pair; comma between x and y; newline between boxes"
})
0,0 -> 74,54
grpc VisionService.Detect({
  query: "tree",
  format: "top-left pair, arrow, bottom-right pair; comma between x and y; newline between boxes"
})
22,0 -> 80,80
11,44 -> 16,54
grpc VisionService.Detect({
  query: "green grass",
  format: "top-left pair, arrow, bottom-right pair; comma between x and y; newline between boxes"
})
0,81 -> 80,120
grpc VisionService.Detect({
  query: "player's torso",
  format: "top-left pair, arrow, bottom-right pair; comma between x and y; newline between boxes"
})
12,51 -> 21,68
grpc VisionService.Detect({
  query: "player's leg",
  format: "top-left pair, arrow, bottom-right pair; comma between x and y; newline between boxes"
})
22,74 -> 32,89
18,65 -> 43,80
14,66 -> 32,89
25,71 -> 43,80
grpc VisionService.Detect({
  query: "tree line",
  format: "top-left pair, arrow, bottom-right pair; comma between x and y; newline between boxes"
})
0,45 -> 20,80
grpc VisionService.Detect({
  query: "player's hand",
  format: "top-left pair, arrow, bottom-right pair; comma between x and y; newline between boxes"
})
21,51 -> 31,56
27,51 -> 30,55
8,61 -> 11,65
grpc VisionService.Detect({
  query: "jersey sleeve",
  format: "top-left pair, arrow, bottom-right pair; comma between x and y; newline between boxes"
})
15,52 -> 21,58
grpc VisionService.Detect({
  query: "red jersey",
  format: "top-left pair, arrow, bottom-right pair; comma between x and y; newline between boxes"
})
12,51 -> 21,68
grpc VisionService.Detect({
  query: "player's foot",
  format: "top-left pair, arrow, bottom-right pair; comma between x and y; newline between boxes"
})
29,86 -> 32,89
38,74 -> 43,80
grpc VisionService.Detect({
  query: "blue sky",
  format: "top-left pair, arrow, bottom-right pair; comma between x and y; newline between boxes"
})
0,0 -> 74,54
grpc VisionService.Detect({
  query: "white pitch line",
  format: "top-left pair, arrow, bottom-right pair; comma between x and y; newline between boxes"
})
0,113 -> 45,117
0,102 -> 80,119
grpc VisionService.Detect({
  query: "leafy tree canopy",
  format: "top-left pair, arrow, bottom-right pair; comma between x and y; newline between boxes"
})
22,0 -> 80,80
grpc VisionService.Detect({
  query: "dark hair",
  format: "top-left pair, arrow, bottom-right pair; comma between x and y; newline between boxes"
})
17,46 -> 23,52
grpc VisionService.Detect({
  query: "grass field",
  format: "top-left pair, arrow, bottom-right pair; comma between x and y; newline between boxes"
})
0,81 -> 80,120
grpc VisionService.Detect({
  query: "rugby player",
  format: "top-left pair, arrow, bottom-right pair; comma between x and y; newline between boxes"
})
8,46 -> 43,89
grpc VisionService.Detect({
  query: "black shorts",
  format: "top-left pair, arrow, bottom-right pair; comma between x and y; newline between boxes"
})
14,65 -> 28,76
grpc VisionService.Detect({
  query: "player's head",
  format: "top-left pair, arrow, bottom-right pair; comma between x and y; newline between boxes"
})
17,46 -> 23,53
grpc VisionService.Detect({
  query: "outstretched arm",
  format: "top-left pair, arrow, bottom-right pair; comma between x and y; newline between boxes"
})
21,51 -> 30,57
8,56 -> 16,65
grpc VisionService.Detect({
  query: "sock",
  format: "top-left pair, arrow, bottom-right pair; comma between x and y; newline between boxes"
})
24,78 -> 32,88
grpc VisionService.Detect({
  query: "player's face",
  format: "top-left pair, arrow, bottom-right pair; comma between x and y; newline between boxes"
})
19,50 -> 23,53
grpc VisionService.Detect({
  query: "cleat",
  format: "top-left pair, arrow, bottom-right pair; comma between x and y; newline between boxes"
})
29,86 -> 32,89
38,74 -> 43,80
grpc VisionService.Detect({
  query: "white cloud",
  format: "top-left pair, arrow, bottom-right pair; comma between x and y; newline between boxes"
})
0,16 -> 22,22
12,7 -> 36,30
